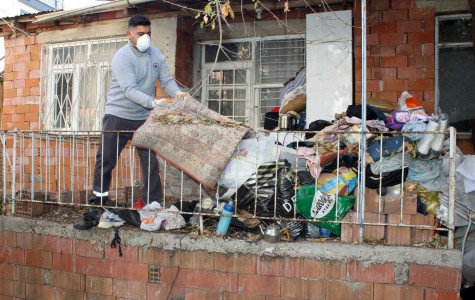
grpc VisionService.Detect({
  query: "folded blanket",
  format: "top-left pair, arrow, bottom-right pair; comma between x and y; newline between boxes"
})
132,95 -> 251,190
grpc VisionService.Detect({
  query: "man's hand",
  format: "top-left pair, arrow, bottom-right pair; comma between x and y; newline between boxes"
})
176,91 -> 187,99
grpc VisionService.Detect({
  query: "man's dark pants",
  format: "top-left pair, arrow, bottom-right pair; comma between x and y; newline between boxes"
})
93,114 -> 162,203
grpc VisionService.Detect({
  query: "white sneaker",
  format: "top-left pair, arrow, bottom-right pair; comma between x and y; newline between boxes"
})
98,209 -> 125,228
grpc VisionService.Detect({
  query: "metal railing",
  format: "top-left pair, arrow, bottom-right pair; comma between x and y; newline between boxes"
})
0,128 -> 457,248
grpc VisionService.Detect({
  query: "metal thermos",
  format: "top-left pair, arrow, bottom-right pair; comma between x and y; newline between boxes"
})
279,113 -> 297,130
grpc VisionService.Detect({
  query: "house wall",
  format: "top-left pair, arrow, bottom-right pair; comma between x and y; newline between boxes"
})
0,216 -> 463,300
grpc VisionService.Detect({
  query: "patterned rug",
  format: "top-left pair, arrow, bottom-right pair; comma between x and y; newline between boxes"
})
132,95 -> 251,191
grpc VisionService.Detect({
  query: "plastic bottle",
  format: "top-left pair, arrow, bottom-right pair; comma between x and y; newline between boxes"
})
216,201 -> 234,235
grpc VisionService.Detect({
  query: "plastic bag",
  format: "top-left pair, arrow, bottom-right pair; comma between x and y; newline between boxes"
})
296,184 -> 355,235
317,167 -> 357,196
397,91 -> 423,111
219,133 -> 276,189
234,160 -> 295,218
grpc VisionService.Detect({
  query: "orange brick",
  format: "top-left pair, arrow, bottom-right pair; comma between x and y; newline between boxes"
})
4,63 -> 13,72
382,56 -> 408,68
408,79 -> 434,91
409,264 -> 461,290
0,263 -> 15,280
422,43 -> 435,56
386,214 -> 412,245
380,33 -> 406,45
177,250 -> 214,270
43,235 -> 73,255
105,244 -> 138,262
112,279 -> 147,300
30,69 -> 41,79
238,274 -> 280,297
374,283 -> 424,300
408,7 -> 435,20
16,232 -> 43,250
30,86 -> 40,96
213,253 -> 256,274
13,63 -> 26,72
78,257 -> 114,278
31,52 -> 41,61
28,44 -> 42,53
4,88 -> 15,98
16,265 -> 44,284
425,289 -> 460,300
24,249 -> 52,269
396,20 -> 423,32
74,239 -> 104,258
372,67 -> 397,80
13,79 -> 26,88
26,78 -> 40,88
383,9 -> 409,22
24,35 -> 36,45
370,22 -> 396,34
326,280 -> 373,300
281,278 -> 325,299
411,214 -> 435,244
257,256 -> 300,278
86,275 -> 113,296
25,112 -> 38,122
12,114 -> 25,123
115,261 -> 148,282
52,287 -> 85,300
26,61 -> 40,71
370,45 -> 396,56
26,283 -> 53,299
408,54 -> 434,67
384,79 -> 409,91
16,121 -> 31,130
16,53 -> 31,63
52,253 -> 81,273
347,262 -> 394,283
51,270 -> 85,291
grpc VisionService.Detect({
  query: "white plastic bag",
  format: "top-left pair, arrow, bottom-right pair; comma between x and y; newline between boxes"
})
219,133 -> 277,189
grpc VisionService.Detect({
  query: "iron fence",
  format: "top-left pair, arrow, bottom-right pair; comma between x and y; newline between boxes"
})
0,128 -> 457,248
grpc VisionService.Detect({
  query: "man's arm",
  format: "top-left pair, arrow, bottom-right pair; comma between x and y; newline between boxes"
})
111,52 -> 155,109
156,52 -> 182,98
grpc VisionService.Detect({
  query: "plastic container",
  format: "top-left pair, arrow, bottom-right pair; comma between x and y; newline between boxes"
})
216,201 -> 234,235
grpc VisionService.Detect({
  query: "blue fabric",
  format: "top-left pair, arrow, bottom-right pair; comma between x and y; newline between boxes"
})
279,67 -> 306,104
367,135 -> 405,162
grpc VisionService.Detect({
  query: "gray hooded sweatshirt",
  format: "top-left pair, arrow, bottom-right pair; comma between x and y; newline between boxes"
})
105,42 -> 181,120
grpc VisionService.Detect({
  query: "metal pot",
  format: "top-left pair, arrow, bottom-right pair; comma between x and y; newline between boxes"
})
264,224 -> 282,243
279,113 -> 297,130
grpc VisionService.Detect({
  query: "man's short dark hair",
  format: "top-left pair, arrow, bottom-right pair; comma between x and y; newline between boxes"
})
128,15 -> 151,28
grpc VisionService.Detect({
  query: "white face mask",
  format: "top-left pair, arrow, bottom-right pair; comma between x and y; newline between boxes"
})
132,33 -> 150,52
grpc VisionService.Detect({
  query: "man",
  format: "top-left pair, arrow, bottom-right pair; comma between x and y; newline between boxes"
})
74,14 -> 185,230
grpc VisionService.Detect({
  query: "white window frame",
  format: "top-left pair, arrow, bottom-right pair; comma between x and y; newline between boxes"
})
201,35 -> 305,129
41,38 -> 128,133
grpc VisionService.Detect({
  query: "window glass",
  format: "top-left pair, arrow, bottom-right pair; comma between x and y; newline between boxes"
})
204,42 -> 251,62
42,38 -> 128,131
437,15 -> 475,133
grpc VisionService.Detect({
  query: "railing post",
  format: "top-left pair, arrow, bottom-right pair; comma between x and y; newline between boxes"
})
448,126 -> 456,249
12,129 -> 18,214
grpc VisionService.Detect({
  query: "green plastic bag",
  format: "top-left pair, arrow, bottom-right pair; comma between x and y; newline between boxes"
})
296,184 -> 355,235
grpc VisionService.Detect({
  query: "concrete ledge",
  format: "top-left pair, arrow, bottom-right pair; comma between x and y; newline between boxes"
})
0,215 -> 462,268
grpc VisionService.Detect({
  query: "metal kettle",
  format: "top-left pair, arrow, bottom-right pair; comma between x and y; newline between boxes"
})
263,224 -> 282,243
279,113 -> 298,130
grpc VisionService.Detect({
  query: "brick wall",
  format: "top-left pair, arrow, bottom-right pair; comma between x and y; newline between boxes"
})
0,221 -> 462,300
354,0 -> 435,114
2,35 -> 41,131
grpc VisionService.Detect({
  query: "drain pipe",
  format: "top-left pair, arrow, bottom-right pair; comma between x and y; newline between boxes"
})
358,0 -> 367,243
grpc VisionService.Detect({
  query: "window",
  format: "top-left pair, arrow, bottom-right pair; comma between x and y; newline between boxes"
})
436,15 -> 475,135
201,37 -> 305,128
41,38 -> 128,131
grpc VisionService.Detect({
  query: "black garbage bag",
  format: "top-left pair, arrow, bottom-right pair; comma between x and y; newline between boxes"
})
115,209 -> 141,227
234,160 -> 295,218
